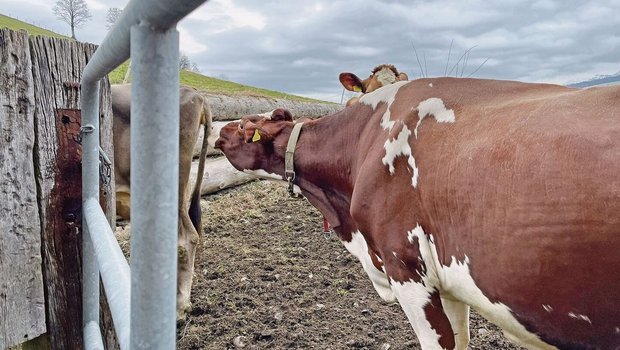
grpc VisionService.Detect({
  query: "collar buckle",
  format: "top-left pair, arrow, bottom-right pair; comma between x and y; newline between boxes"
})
286,171 -> 297,197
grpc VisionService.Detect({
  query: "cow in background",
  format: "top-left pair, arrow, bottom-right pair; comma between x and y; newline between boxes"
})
112,84 -> 211,320
339,64 -> 408,106
211,78 -> 620,349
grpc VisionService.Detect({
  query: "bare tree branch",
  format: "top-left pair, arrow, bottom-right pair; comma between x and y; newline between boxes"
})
179,52 -> 201,73
179,53 -> 192,71
53,0 -> 91,39
106,7 -> 122,30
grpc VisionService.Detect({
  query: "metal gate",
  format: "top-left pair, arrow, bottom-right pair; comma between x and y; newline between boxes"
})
80,0 -> 208,349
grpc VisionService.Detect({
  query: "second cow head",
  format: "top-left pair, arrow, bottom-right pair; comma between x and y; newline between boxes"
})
339,64 -> 409,107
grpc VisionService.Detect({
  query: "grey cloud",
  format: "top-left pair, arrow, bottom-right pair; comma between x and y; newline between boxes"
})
3,0 -> 619,102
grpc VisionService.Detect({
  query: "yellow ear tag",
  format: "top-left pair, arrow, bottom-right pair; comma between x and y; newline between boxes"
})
252,129 -> 261,142
353,85 -> 362,92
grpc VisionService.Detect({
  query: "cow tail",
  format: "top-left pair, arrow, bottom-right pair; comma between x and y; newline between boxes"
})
188,97 -> 212,232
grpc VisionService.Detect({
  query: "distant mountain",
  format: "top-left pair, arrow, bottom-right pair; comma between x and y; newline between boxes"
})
568,71 -> 620,88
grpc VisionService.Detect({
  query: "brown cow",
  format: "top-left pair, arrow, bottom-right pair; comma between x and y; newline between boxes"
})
339,64 -> 408,106
112,84 -> 211,320
211,78 -> 620,349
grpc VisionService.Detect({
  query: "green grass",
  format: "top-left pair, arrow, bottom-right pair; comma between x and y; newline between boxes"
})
109,61 -> 325,103
0,14 -> 69,39
1,13 -> 329,103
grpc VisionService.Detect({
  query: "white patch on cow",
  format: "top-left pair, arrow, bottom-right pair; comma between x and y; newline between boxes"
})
441,296 -> 471,350
257,110 -> 275,120
391,280 -> 444,350
414,98 -> 455,138
242,169 -> 302,194
542,304 -> 553,313
568,312 -> 592,325
358,80 -> 409,131
615,327 -> 620,334
382,123 -> 420,187
342,231 -> 395,302
360,84 -> 456,188
375,66 -> 397,87
243,169 -> 283,181
404,224 -> 558,350
429,83 -> 433,87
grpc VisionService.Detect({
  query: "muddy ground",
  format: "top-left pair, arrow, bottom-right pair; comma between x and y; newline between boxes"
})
166,180 -> 524,350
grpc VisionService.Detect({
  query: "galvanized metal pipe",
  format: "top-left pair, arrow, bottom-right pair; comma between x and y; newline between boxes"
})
80,76 -> 104,350
81,0 -> 208,85
82,225 -> 102,350
129,23 -> 180,350
80,0 -> 210,348
83,198 -> 131,349
84,320 -> 105,350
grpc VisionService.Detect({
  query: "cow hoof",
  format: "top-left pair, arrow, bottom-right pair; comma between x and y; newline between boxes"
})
176,302 -> 192,324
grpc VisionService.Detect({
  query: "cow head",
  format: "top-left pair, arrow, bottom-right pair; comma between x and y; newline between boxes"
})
213,108 -> 294,175
339,64 -> 408,106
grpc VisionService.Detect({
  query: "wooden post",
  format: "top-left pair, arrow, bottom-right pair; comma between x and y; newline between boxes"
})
0,28 -> 47,350
2,31 -> 117,350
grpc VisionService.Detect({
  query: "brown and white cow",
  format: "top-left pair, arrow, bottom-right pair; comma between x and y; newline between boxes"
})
339,64 -> 408,106
112,84 -> 211,320
211,78 -> 620,349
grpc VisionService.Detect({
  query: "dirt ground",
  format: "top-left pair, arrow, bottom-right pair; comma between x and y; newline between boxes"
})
171,180 -> 524,350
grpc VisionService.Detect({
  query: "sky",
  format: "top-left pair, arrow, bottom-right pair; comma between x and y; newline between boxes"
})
2,0 -> 619,102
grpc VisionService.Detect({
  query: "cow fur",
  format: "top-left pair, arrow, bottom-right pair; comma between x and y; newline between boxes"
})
213,78 -> 620,349
112,84 -> 211,320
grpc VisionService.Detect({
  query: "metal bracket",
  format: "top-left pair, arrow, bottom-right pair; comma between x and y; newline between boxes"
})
98,146 -> 112,187
80,124 -> 95,134
79,124 -> 112,190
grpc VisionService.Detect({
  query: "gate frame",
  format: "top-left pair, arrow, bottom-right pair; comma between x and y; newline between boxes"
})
80,0 -> 208,349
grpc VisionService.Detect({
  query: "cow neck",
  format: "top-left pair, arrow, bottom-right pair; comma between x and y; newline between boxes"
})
285,111 -> 363,232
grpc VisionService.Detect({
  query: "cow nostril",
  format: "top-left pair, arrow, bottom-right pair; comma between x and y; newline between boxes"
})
214,139 -> 223,149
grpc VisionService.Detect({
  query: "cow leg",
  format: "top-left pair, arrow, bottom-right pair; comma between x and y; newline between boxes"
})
115,190 -> 131,220
441,296 -> 470,350
390,283 -> 456,350
341,231 -> 395,302
176,212 -> 199,320
175,98 -> 204,321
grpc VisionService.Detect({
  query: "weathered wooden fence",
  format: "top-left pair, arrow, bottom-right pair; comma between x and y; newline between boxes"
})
0,28 -> 115,350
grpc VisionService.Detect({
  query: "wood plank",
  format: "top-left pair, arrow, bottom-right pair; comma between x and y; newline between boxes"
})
202,92 -> 343,121
190,157 -> 257,195
0,28 -> 47,350
30,34 -> 82,350
29,34 -> 111,350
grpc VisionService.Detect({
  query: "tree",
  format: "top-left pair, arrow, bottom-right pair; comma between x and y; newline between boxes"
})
106,7 -> 122,30
179,53 -> 201,73
179,53 -> 192,71
53,0 -> 92,40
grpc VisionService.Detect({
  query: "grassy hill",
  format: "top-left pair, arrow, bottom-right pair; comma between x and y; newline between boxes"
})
0,14 -> 69,39
1,14 -> 324,103
109,61 -> 321,102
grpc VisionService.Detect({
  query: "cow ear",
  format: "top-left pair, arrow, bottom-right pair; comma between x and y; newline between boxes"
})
243,121 -> 272,144
397,72 -> 409,81
339,72 -> 364,92
271,108 -> 293,121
